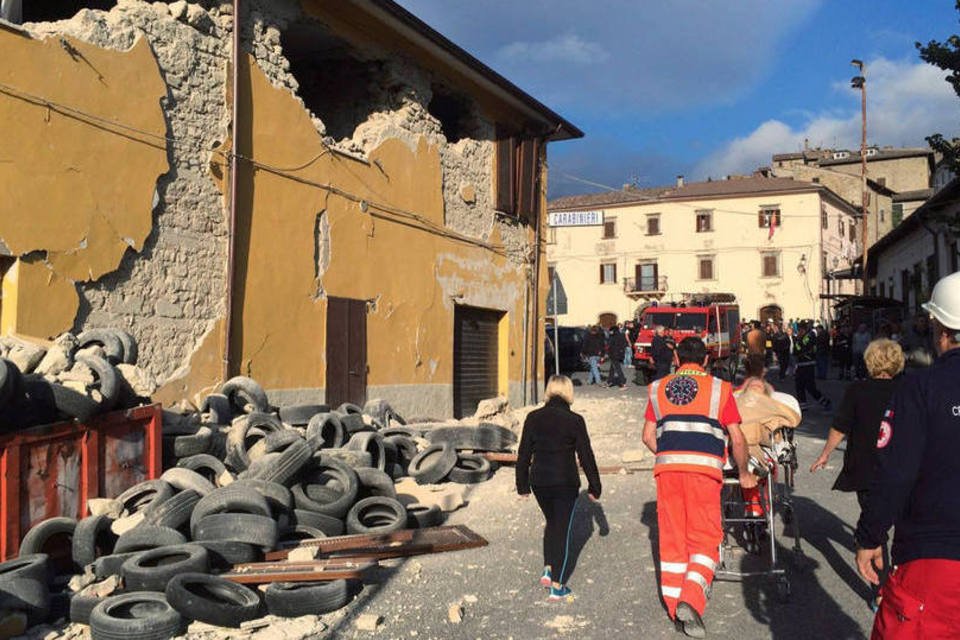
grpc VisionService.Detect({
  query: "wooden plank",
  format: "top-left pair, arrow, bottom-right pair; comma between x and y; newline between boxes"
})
263,525 -> 488,562
221,559 -> 375,584
482,452 -> 517,464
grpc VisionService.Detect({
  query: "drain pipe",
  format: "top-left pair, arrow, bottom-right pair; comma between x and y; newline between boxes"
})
223,0 -> 241,382
530,149 -> 543,405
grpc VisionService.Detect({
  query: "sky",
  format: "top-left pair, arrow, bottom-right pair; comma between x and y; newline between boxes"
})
396,0 -> 960,198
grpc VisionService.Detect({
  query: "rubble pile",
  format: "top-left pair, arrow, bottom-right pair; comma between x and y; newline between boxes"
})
3,375 -> 516,639
0,329 -> 156,428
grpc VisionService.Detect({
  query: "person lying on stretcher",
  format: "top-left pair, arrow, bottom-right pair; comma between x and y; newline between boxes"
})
732,366 -> 802,518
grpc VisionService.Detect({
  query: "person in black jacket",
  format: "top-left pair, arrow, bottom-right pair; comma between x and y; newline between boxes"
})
855,273 -> 960,637
607,327 -> 629,388
516,375 -> 601,603
810,338 -> 904,610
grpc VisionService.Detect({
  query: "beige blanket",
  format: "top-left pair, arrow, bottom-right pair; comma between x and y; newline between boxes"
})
734,387 -> 801,459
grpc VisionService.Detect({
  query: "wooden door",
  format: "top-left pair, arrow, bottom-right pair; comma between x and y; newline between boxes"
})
326,297 -> 367,408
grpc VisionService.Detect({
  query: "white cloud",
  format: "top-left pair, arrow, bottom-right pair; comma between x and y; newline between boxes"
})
694,58 -> 960,179
396,0 -> 821,113
497,33 -> 610,65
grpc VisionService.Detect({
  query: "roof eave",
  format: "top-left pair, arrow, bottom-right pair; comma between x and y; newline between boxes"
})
362,0 -> 584,141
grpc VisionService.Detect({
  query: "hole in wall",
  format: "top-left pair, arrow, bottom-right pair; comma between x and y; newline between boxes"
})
427,84 -> 474,143
22,0 -> 116,23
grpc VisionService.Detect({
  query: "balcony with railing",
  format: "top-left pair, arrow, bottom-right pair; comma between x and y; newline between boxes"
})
623,275 -> 668,299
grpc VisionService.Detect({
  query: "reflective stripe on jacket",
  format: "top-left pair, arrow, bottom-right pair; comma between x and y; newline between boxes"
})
650,368 -> 729,479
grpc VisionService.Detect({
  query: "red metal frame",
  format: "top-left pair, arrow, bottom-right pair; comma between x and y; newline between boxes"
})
0,404 -> 161,560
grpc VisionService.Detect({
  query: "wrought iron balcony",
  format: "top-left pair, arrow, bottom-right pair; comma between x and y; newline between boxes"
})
623,275 -> 668,298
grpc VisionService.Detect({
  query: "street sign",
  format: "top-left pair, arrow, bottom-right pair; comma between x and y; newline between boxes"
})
548,210 -> 604,227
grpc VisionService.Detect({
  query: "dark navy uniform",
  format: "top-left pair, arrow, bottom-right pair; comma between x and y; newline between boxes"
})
855,348 -> 960,637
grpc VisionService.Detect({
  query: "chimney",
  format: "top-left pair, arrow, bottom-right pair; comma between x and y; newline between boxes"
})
676,175 -> 684,188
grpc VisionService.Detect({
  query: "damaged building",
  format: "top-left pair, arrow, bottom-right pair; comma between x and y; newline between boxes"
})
0,0 -> 582,418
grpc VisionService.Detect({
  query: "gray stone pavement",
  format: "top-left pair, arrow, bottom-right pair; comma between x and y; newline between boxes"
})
325,366 -> 876,640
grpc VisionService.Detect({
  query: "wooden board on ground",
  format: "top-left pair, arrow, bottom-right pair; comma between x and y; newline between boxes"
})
484,452 -> 634,475
221,559 -> 376,584
263,524 -> 488,562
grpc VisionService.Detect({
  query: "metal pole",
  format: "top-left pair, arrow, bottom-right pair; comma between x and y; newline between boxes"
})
859,65 -> 869,294
552,271 -> 560,376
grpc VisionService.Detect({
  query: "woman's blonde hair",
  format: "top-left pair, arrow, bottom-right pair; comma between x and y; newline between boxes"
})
544,374 -> 574,404
864,338 -> 905,378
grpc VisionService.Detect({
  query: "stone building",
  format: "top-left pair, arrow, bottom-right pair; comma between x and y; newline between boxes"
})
868,177 -> 960,311
0,0 -> 581,418
546,176 -> 860,326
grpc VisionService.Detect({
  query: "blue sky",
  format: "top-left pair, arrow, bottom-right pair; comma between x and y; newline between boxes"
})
396,0 -> 960,197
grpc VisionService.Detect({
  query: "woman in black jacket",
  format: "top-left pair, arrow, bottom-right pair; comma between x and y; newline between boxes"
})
516,375 -> 602,603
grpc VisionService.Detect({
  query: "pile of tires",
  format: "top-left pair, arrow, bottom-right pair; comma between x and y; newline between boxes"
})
13,377 -> 514,637
0,329 -> 154,429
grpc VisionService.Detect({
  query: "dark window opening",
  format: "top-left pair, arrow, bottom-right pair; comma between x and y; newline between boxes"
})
647,215 -> 661,235
696,210 -> 712,232
892,203 -> 904,227
603,218 -> 616,239
281,23 -> 384,141
698,256 -> 714,280
21,0 -> 115,22
428,85 -> 475,143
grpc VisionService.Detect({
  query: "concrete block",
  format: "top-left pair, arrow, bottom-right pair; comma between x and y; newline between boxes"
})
286,546 -> 318,563
354,614 -> 382,631
87,498 -> 123,518
447,603 -> 463,624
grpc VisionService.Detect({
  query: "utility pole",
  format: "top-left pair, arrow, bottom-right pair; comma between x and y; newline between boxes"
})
851,60 -> 868,294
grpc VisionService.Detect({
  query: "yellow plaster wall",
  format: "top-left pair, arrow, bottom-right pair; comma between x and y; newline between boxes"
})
233,56 -> 532,394
0,28 -> 168,336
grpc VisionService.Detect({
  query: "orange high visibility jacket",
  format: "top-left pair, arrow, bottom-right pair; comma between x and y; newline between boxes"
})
647,366 -> 738,480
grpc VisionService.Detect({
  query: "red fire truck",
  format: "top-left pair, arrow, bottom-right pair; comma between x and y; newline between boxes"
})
632,294 -> 741,382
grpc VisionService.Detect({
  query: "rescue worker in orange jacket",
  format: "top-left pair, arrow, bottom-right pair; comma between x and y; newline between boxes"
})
642,337 -> 755,638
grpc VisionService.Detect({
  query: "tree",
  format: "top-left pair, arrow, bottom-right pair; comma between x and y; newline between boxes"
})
916,2 -> 960,233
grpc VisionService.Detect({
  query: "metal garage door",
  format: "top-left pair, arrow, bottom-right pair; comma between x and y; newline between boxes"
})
453,306 -> 501,419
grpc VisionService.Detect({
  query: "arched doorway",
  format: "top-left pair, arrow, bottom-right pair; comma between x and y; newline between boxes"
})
759,304 -> 783,326
598,312 -> 618,329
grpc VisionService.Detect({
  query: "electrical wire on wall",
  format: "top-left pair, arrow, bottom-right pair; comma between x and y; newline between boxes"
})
0,79 -> 531,262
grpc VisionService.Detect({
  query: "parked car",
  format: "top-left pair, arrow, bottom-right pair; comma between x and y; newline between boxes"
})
544,326 -> 587,374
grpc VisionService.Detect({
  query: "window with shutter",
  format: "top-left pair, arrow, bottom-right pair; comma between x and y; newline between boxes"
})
758,207 -> 781,228
495,136 -> 516,214
821,206 -> 828,229
761,252 -> 780,277
516,139 -> 539,220
696,210 -> 712,232
697,255 -> 714,280
646,214 -> 660,235
600,263 -> 617,284
603,217 -> 616,239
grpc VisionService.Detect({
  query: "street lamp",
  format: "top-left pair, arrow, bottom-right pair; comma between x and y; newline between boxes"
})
850,59 -> 868,294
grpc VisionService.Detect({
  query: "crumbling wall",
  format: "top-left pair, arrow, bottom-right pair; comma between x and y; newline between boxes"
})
25,1 -> 232,386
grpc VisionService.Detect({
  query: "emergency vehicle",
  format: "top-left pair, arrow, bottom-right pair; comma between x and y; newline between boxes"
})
633,294 -> 741,381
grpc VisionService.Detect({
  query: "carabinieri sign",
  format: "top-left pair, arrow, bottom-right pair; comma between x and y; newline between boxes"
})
547,210 -> 604,227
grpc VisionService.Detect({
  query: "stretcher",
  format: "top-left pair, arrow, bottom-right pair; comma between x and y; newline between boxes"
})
716,389 -> 803,603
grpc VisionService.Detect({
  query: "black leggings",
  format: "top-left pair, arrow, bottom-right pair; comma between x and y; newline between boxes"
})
533,486 -> 579,585
794,365 -> 822,403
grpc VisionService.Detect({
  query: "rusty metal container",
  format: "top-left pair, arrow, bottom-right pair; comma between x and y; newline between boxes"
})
0,403 -> 161,559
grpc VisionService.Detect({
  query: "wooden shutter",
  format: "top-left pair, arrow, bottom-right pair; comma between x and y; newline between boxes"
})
517,139 -> 539,220
495,136 -> 517,214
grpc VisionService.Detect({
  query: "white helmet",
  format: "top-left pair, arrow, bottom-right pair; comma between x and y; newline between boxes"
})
922,271 -> 960,330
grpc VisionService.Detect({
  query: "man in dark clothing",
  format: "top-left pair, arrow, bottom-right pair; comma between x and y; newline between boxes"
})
581,325 -> 605,385
815,323 -> 831,379
793,321 -> 831,410
651,325 -> 675,380
855,272 -> 960,637
607,327 -> 629,388
773,325 -> 792,381
833,325 -> 852,380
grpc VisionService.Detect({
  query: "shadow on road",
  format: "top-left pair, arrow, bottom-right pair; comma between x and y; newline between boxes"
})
559,491 -> 610,584
641,491 -> 869,640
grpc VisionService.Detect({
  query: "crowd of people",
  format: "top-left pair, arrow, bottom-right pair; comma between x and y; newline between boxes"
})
518,272 -> 960,638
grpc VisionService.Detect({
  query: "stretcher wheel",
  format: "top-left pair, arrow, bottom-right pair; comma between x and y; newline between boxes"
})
775,576 -> 791,603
